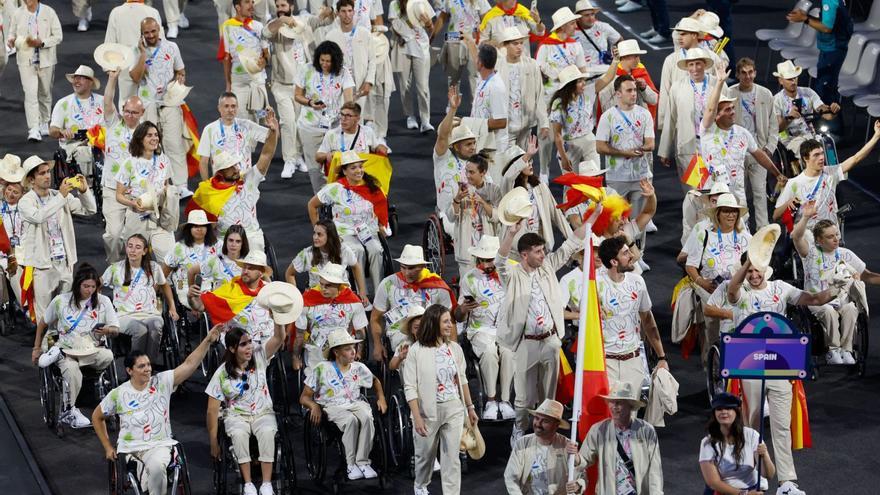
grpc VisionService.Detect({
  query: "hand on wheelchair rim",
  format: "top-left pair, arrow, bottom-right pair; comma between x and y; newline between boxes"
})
309,404 -> 323,426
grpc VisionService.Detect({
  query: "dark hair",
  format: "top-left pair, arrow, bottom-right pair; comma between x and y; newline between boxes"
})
26,160 -> 49,180
517,232 -> 546,255
598,235 -> 627,269
71,263 -> 100,310
223,328 -> 256,379
614,74 -> 635,92
222,225 -> 250,258
514,169 -> 541,188
232,0 -> 246,8
335,160 -> 381,193
478,44 -> 497,70
313,41 -> 345,75
341,101 -> 362,114
548,76 -> 584,117
812,219 -> 837,241
705,406 -> 746,469
123,234 -> 155,287
124,350 -> 149,370
312,219 -> 343,267
336,0 -> 354,9
467,152 -> 489,174
736,57 -> 756,74
181,222 -> 218,248
415,304 -> 452,347
799,139 -> 823,161
129,121 -> 163,158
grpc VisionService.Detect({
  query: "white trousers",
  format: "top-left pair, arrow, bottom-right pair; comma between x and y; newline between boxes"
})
225,412 -> 277,464
605,354 -> 648,399
742,379 -> 797,483
57,348 -> 114,408
271,82 -> 302,163
364,90 -> 391,138
231,79 -> 267,121
342,235 -> 383,294
71,0 -> 92,18
513,337 -> 560,431
300,127 -> 326,194
808,302 -> 857,351
128,445 -> 173,495
395,54 -> 431,125
160,0 -> 187,24
413,399 -> 464,494
467,330 -> 514,402
120,315 -> 164,365
19,63 -> 54,130
325,400 -> 375,465
102,187 -> 127,263
744,154 -> 769,229
34,260 -> 72,323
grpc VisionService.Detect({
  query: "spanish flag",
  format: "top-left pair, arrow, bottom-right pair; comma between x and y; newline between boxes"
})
86,124 -> 106,151
201,276 -> 264,324
555,349 -> 575,405
478,3 -> 534,33
553,173 -> 605,211
790,380 -> 812,450
185,176 -> 238,221
398,268 -> 457,311
326,152 -> 392,196
181,103 -> 201,178
682,153 -> 710,189
20,265 -> 35,322
217,17 -> 255,60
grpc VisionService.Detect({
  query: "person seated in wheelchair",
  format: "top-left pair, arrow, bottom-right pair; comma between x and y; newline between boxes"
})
285,219 -> 369,303
31,263 -> 120,429
300,329 -> 388,481
163,210 -> 222,309
773,127 -> 880,233
292,263 -> 369,376
446,152 -> 502,277
187,225 -> 249,292
453,235 -> 516,421
0,172 -> 26,304
772,60 -> 839,161
389,304 -> 424,372
206,323 -> 290,495
307,151 -> 389,294
93,325 -> 223,495
314,101 -> 390,166
48,65 -> 106,180
102,234 -> 178,365
792,201 -> 880,365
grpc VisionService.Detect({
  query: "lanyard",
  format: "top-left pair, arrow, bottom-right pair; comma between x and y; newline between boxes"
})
219,256 -> 236,279
1,202 -> 19,238
331,361 -> 356,401
145,43 -> 162,66
218,120 -> 241,147
740,90 -> 756,121
690,78 -> 708,102
74,94 -> 96,123
716,229 -> 738,250
120,267 -> 145,303
477,72 -> 495,97
806,172 -> 825,201
65,301 -> 93,335
819,248 -> 840,269
317,71 -> 336,102
614,107 -> 639,136
29,4 -> 41,38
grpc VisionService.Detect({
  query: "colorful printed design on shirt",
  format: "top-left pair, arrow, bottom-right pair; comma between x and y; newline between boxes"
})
434,343 -> 460,402
205,350 -> 273,416
317,182 -> 379,238
549,93 -> 594,141
100,370 -> 176,453
304,361 -> 373,407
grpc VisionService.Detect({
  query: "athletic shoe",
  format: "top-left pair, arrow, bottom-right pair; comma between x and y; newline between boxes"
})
510,424 -> 524,449
826,349 -> 843,365
347,464 -> 365,480
841,350 -> 856,365
77,18 -> 89,32
640,28 -> 658,38
414,486 -> 430,495
433,458 -> 441,471
38,346 -> 62,368
28,127 -> 42,143
646,220 -> 658,233
296,158 -> 308,173
647,34 -> 670,44
617,1 -> 643,13
243,482 -> 258,495
179,13 -> 190,29
40,123 -> 49,136
406,116 -> 418,130
638,260 -> 651,272
777,481 -> 806,495
178,185 -> 193,199
281,160 -> 297,179
499,401 -> 516,420
420,122 -> 435,134
65,407 -> 92,429
359,464 -> 378,479
167,24 -> 179,39
482,401 -> 499,420
259,482 -> 274,495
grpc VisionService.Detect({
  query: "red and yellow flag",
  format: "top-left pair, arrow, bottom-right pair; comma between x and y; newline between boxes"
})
555,349 -> 575,405
201,277 -> 263,324
790,380 -> 812,450
181,103 -> 201,178
682,153 -> 710,189
185,176 -> 238,221
87,124 -> 106,151
478,3 -> 534,33
326,152 -> 392,195
20,265 -> 35,322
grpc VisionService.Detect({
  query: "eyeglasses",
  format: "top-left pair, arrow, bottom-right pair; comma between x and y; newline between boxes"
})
122,109 -> 143,116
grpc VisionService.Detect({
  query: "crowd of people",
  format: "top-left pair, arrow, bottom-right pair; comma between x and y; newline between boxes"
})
0,0 -> 875,494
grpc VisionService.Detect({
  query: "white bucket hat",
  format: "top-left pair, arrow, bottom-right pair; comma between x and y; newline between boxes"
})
400,304 -> 426,338
574,0 -> 600,13
550,7 -> 580,33
22,155 -> 50,179
137,190 -> 156,210
340,150 -> 367,167
256,281 -> 304,325
235,250 -> 269,269
317,262 -> 348,285
449,124 -> 477,146
65,65 -> 102,90
94,43 -> 134,72
395,244 -> 429,266
468,235 -> 500,259
601,382 -> 645,408
676,47 -> 714,70
162,80 -> 193,107
185,209 -> 214,226
323,329 -> 363,359
577,159 -> 607,177
211,150 -> 244,175
698,11 -> 724,38
0,154 -> 24,183
499,26 -> 529,44
773,60 -> 802,79
406,0 -> 435,28
497,187 -> 534,226
528,399 -> 570,429
557,64 -> 589,88
64,333 -> 100,358
617,39 -> 647,58
673,16 -> 704,34
692,181 -> 731,197
238,48 -> 264,75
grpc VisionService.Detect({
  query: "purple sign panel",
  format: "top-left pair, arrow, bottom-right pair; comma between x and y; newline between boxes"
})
720,334 -> 811,379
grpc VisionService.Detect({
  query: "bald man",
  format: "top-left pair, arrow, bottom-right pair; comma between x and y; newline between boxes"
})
130,17 -> 189,197
105,0 -> 164,106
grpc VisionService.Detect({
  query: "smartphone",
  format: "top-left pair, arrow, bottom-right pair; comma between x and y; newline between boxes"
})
314,100 -> 324,106
530,0 -> 537,10
194,274 -> 203,288
463,295 -> 476,303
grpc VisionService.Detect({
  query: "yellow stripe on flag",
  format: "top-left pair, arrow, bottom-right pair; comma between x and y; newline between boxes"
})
582,278 -> 606,372
326,152 -> 392,195
559,349 -> 572,375
191,181 -> 237,218
682,154 -> 709,189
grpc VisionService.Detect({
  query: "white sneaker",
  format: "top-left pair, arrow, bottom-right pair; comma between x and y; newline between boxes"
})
777,481 -> 806,495
179,13 -> 190,29
841,350 -> 856,365
615,0 -> 628,5
646,220 -> 658,233
38,346 -> 62,368
618,1 -> 642,12
826,349 -> 844,365
647,34 -> 669,44
347,464 -> 365,480
281,160 -> 296,179
166,24 -> 179,39
178,185 -> 193,199
499,401 -> 516,420
414,486 -> 430,495
296,158 -> 308,173
640,28 -> 658,38
359,464 -> 378,479
420,122 -> 435,134
258,482 -> 274,495
432,458 -> 441,471
28,127 -> 42,142
77,17 -> 89,32
510,424 -> 524,449
40,123 -> 49,136
638,260 -> 651,272
243,482 -> 258,495
406,116 -> 418,130
65,407 -> 92,429
482,401 -> 499,420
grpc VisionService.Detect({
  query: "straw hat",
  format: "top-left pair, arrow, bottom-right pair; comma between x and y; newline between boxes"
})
65,65 -> 102,90
499,26 -> 528,44
256,281 -> 304,325
557,64 -> 589,87
238,48 -> 264,75
600,382 -> 645,408
617,39 -> 646,58
395,244 -> 429,266
497,187 -> 534,226
279,16 -> 315,45
406,0 -> 435,28
400,305 -> 425,338
162,80 -> 193,107
211,150 -> 244,175
184,209 -> 214,226
672,17 -> 704,34
500,145 -> 528,178
527,399 -> 570,429
676,47 -> 714,70
748,224 -> 781,272
577,159 -> 607,177
773,60 -> 802,79
372,31 -> 390,61
317,262 -> 348,285
235,250 -> 269,269
449,124 -> 477,146
460,422 -> 486,460
323,329 -> 363,359
550,7 -> 580,33
468,235 -> 500,259
94,43 -> 134,72
698,11 -> 724,38
717,95 -> 738,106
574,0 -> 600,13
21,155 -> 50,179
707,193 -> 748,222
64,333 -> 100,358
340,150 -> 367,167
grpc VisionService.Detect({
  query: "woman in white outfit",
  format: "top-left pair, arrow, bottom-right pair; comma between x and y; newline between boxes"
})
285,218 -> 368,299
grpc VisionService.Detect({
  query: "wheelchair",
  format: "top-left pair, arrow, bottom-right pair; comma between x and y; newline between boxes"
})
302,396 -> 389,494
263,236 -> 282,282
213,413 -> 297,494
197,312 -> 225,378
318,204 -> 395,286
52,136 -> 104,225
775,112 -> 839,179
422,212 -> 454,280
266,347 -> 293,417
108,442 -> 192,495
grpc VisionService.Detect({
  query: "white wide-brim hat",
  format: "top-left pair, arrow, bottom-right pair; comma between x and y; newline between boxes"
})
406,0 -> 435,29
498,187 -> 534,226
211,150 -> 244,175
676,47 -> 714,70
707,193 -> 748,220
279,16 -> 315,45
400,304 -> 426,338
138,191 -> 156,209
65,65 -> 102,90
323,329 -> 363,359
449,124 -> 477,146
468,235 -> 500,259
340,150 -> 367,167
773,60 -> 803,79
698,11 -> 724,38
575,0 -> 600,13
21,155 -> 50,179
238,48 -> 264,75
395,244 -> 429,266
185,209 -> 214,226
601,382 -> 646,408
460,422 -> 486,460
551,7 -> 580,33
64,333 -> 100,358
528,399 -> 570,429
617,39 -> 647,58
0,154 -> 24,183
94,43 -> 134,72
673,16 -> 704,34
748,224 -> 781,271
500,145 -> 528,179
235,250 -> 269,269
317,262 -> 348,285
499,26 -> 529,44
162,80 -> 193,107
577,159 -> 607,177
558,64 -> 589,88
256,281 -> 304,325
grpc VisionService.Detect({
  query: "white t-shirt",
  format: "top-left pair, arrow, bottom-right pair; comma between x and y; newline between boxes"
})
296,300 -> 369,349
373,273 -> 453,333
221,18 -> 269,83
573,21 -> 621,67
596,271 -> 651,355
50,93 -> 105,143
471,72 -> 509,149
205,347 -> 274,416
706,280 -> 735,334
305,360 -> 373,407
525,271 -> 555,336
699,123 -> 758,206
100,370 -> 177,453
560,266 -> 583,311
773,86 -> 824,145
353,0 -> 384,29
135,39 -> 185,106
458,268 -> 505,335
197,118 -> 269,172
296,67 -> 356,132
698,427 -> 762,489
103,120 -> 136,189
115,154 -> 171,201
775,166 -> 844,229
200,254 -> 243,290
317,182 -> 379,238
801,245 -> 865,294
549,89 -> 596,140
216,166 -> 264,234
506,60 -> 525,133
44,293 -> 120,350
388,0 -> 431,58
433,150 -> 467,214
731,280 -> 802,327
102,261 -> 167,317
291,244 -> 359,288
434,343 -> 460,402
440,0 -> 490,35
317,124 -> 384,154
596,105 -> 655,182
684,228 -> 752,282
536,38 -> 587,98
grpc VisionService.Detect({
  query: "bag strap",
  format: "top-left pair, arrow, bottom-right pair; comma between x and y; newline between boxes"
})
697,229 -> 709,272
579,27 -> 603,54
616,437 -> 636,480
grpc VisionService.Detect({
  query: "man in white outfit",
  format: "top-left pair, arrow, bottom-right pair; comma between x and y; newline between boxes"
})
197,92 -> 269,180
572,0 -> 620,68
325,0 -> 376,120
105,0 -> 164,106
219,0 -> 270,121
494,27 -> 548,150
470,43 -> 508,160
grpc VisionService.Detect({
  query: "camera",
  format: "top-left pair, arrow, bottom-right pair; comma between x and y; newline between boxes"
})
73,128 -> 89,141
599,50 -> 613,65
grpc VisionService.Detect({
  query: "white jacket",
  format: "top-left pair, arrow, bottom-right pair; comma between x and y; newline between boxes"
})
644,367 -> 679,427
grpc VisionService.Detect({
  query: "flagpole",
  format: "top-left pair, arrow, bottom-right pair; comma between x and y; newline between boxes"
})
568,218 -> 593,480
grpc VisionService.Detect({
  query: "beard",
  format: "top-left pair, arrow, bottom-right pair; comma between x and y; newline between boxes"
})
277,8 -> 291,16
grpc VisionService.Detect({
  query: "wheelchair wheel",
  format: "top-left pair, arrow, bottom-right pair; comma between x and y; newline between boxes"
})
386,392 -> 413,472
96,364 -> 120,432
39,367 -> 61,431
371,403 -> 389,489
264,237 -> 282,282
378,235 -> 394,279
706,345 -> 724,404
389,205 -> 399,237
275,416 -> 298,490
170,444 -> 192,495
109,457 -> 142,495
422,215 -> 445,278
302,414 -> 328,483
162,313 -> 183,371
213,428 -> 231,495
854,312 -> 869,377
267,356 -> 292,417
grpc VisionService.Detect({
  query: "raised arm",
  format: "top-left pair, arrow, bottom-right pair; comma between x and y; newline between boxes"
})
435,86 -> 461,156
840,120 -> 880,175
255,108 -> 280,176
173,324 -> 221,386
726,258 -> 749,305
700,62 -> 730,131
791,200 -> 816,258
104,70 -> 120,121
593,56 -> 619,94
264,322 -> 287,360
633,179 -> 657,232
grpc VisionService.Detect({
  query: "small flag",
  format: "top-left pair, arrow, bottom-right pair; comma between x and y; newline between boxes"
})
20,265 -> 35,322
181,103 -> 201,178
682,153 -> 710,189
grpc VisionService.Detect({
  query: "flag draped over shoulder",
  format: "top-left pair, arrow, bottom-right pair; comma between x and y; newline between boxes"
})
326,151 -> 392,195
201,277 -> 263,324
181,103 -> 201,178
302,286 -> 361,307
682,154 -> 710,189
397,269 -> 457,310
478,3 -> 534,33
185,176 -> 238,221
217,17 -> 255,60
575,254 -> 611,442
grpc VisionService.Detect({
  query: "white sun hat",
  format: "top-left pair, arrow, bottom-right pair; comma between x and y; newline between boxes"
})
497,187 -> 534,226
550,7 -> 580,33
676,47 -> 715,70
468,235 -> 500,259
256,281 -> 304,325
94,43 -> 135,72
395,244 -> 429,266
